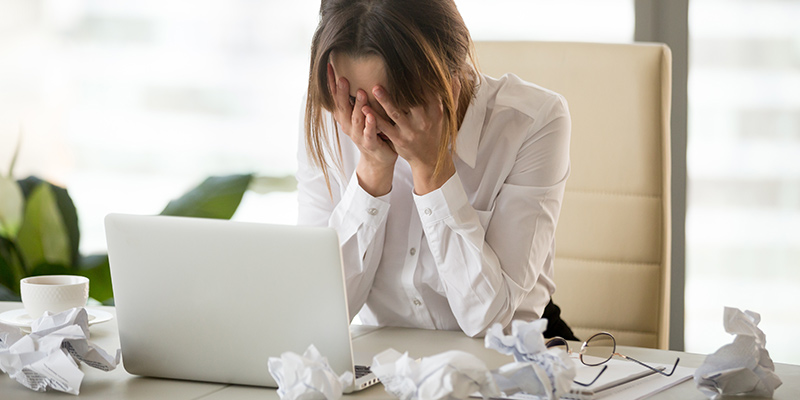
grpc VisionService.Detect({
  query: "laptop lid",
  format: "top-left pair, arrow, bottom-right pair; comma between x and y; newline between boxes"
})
104,213 -> 366,390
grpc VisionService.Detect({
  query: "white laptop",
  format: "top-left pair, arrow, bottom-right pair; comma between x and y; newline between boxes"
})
104,213 -> 378,392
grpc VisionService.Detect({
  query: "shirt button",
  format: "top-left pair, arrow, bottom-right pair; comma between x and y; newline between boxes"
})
413,298 -> 422,306
367,208 -> 378,216
409,248 -> 416,256
423,208 -> 432,216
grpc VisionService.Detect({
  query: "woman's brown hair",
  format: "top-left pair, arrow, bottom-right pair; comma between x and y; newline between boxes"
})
305,0 -> 478,192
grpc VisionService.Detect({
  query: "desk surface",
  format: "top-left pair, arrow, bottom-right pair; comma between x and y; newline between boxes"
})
1,301 -> 798,399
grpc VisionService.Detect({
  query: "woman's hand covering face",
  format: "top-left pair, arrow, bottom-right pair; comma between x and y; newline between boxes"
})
362,85 -> 445,174
328,53 -> 459,195
327,59 -> 398,170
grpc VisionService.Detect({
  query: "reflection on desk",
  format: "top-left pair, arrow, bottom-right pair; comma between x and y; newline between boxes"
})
1,301 -> 798,399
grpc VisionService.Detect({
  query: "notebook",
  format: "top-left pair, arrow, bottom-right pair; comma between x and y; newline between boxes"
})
562,358 -> 694,400
104,213 -> 379,392
483,359 -> 693,400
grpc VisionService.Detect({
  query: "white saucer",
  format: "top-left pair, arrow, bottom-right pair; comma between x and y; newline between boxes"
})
0,308 -> 113,330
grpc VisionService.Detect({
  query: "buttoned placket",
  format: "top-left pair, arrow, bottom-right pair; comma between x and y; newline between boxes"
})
402,202 -> 435,329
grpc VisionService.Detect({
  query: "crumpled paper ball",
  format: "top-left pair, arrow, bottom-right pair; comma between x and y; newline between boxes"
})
0,307 -> 120,395
485,319 -> 550,362
370,348 -> 500,400
485,319 -> 576,399
268,344 -> 353,400
693,307 -> 783,399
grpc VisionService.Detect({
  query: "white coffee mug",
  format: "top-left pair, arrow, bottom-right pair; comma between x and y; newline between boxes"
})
20,275 -> 90,319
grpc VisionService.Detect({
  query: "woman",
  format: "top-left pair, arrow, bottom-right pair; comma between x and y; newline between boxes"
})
297,0 -> 571,338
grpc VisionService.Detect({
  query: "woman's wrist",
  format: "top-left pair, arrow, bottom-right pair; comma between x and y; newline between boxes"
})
356,160 -> 394,197
411,158 -> 456,195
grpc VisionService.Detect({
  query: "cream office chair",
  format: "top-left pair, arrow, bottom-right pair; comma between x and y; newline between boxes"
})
474,41 -> 672,349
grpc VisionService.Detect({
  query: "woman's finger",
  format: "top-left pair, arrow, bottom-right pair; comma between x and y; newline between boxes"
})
372,85 -> 408,128
364,111 -> 396,154
335,76 -> 351,115
362,111 -> 378,149
327,63 -> 349,126
362,104 -> 398,143
351,89 -> 368,132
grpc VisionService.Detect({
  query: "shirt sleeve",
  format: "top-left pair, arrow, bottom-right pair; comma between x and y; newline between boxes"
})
413,95 -> 571,337
296,126 -> 391,321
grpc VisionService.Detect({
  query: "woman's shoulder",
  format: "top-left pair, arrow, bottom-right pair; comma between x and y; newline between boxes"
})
480,73 -> 568,121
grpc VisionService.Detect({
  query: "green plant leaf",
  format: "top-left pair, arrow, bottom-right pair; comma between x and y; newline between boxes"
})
0,237 -> 26,294
16,183 -> 71,271
78,254 -> 113,303
0,240 -> 18,294
30,263 -> 72,276
0,176 -> 24,239
0,243 -> 12,291
17,177 -> 81,267
160,174 -> 253,219
8,124 -> 23,177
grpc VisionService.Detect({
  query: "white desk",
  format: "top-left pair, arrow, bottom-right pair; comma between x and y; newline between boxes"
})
2,301 -> 798,399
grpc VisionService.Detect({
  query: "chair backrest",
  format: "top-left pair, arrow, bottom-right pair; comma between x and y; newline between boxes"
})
474,41 -> 672,349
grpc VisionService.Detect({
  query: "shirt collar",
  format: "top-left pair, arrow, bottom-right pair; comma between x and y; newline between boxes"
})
455,75 -> 488,169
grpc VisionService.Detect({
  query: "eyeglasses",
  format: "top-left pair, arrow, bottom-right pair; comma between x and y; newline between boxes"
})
545,332 -> 680,387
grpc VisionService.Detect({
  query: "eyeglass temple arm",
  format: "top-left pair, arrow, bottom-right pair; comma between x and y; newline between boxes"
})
573,364 -> 608,387
616,353 -> 680,376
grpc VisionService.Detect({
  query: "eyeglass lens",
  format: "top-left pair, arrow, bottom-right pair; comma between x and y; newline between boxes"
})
580,333 -> 615,366
545,337 -> 569,352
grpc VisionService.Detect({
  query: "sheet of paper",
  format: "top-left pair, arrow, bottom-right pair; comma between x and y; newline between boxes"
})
563,359 -> 694,400
479,359 -> 694,400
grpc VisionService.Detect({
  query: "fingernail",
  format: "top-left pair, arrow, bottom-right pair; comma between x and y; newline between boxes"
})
366,114 -> 374,124
373,87 -> 384,98
338,78 -> 345,89
357,91 -> 365,102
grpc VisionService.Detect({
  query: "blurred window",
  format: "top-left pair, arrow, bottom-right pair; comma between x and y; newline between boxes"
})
685,0 -> 800,364
0,0 -> 633,254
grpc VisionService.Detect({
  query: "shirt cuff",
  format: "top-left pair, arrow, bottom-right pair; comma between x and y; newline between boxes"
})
340,172 -> 391,228
413,171 -> 471,225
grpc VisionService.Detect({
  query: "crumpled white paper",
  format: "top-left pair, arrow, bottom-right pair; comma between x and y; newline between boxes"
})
693,307 -> 783,399
0,307 -> 121,395
267,344 -> 353,400
485,319 -> 576,399
370,348 -> 500,400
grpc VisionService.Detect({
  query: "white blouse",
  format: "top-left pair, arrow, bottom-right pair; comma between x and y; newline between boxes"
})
296,73 -> 571,337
